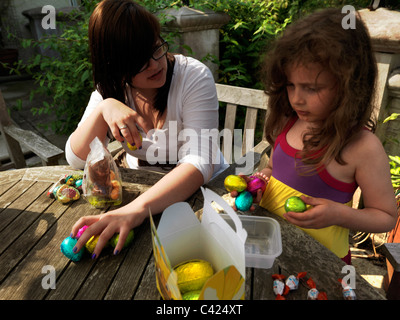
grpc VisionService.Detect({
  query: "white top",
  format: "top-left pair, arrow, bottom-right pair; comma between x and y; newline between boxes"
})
65,55 -> 228,183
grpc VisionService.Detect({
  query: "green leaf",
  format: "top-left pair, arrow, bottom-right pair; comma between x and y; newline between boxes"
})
383,113 -> 400,123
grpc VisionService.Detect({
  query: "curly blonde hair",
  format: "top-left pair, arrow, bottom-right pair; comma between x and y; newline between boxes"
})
262,8 -> 377,169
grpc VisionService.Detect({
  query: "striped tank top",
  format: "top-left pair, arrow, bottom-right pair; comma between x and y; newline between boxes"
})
259,117 -> 358,258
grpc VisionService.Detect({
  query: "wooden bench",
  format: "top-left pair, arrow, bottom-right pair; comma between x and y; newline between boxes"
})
0,89 -> 64,170
216,83 -> 269,166
382,242 -> 400,299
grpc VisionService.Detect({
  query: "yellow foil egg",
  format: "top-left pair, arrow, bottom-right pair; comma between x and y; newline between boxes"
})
85,235 -> 100,254
224,175 -> 247,193
174,259 -> 214,294
127,134 -> 143,151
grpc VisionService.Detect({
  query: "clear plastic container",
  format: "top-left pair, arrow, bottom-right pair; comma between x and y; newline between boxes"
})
220,214 -> 282,269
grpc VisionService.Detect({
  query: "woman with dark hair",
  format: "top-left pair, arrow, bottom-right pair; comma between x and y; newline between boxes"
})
66,0 -> 227,258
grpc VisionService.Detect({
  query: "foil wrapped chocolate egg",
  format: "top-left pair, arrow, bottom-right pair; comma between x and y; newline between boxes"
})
182,290 -> 201,300
246,176 -> 266,196
224,175 -> 247,193
174,259 -> 214,294
76,225 -> 88,239
284,196 -> 307,213
56,184 -> 80,204
235,191 -> 253,211
60,236 -> 84,262
109,230 -> 134,248
85,235 -> 100,254
74,179 -> 83,192
127,134 -> 143,151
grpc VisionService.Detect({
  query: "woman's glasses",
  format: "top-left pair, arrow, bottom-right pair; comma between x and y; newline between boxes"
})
138,40 -> 169,73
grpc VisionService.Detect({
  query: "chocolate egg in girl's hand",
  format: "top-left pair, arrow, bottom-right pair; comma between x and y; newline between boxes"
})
246,176 -> 266,196
235,191 -> 254,211
284,196 -> 307,213
224,175 -> 247,193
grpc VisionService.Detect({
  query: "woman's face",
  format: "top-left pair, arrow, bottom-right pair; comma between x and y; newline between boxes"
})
130,39 -> 168,91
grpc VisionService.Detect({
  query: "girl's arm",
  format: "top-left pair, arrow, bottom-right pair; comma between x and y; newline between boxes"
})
71,162 -> 204,257
285,132 -> 397,232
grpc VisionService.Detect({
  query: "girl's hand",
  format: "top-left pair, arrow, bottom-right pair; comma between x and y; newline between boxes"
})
230,173 -> 270,211
283,195 -> 342,229
70,210 -> 146,259
100,98 -> 152,149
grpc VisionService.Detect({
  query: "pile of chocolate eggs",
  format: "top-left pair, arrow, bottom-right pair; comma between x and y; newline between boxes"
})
60,225 -> 134,261
47,172 -> 83,204
224,175 -> 267,211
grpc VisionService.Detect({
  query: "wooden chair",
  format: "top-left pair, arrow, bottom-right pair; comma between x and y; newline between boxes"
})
0,89 -> 64,171
215,83 -> 270,173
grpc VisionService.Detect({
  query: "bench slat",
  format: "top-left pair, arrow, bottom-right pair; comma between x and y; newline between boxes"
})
3,124 -> 64,163
216,83 -> 268,110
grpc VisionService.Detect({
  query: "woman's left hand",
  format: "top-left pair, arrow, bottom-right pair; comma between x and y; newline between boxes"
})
70,210 -> 146,258
283,195 -> 342,229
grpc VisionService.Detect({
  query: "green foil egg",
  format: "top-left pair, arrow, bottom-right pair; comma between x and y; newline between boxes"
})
182,290 -> 201,300
284,196 -> 307,213
109,230 -> 134,248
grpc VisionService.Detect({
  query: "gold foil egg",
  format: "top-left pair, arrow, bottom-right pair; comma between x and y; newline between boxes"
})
85,235 -> 100,254
224,175 -> 247,192
127,134 -> 143,151
174,259 -> 214,294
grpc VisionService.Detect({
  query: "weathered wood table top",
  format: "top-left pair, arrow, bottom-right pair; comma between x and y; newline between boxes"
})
0,166 -> 385,300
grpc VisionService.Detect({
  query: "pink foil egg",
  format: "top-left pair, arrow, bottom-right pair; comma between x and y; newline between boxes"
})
76,225 -> 89,239
246,176 -> 266,196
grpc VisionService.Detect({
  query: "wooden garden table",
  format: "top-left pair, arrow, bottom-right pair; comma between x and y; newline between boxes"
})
0,166 -> 385,300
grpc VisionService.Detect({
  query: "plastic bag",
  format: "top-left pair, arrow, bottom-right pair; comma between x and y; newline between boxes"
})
83,137 -> 122,208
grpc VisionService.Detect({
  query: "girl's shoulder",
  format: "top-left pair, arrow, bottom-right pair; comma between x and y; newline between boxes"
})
342,128 -> 386,164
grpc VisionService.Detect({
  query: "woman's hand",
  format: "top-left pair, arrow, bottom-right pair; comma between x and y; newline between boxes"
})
100,98 -> 153,149
70,209 -> 146,259
283,195 -> 343,229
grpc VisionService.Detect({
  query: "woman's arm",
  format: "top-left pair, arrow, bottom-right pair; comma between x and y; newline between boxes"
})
71,162 -> 203,258
68,96 -> 152,163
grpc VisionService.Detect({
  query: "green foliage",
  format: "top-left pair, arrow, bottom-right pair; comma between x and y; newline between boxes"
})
11,0 -> 372,136
197,0 -> 370,88
10,1 -> 98,135
389,155 -> 400,189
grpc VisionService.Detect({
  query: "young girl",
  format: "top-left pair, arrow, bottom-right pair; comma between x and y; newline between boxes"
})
250,8 -> 397,264
66,0 -> 227,258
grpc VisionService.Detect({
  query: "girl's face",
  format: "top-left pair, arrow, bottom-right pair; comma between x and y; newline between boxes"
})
130,39 -> 168,91
285,63 -> 338,125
